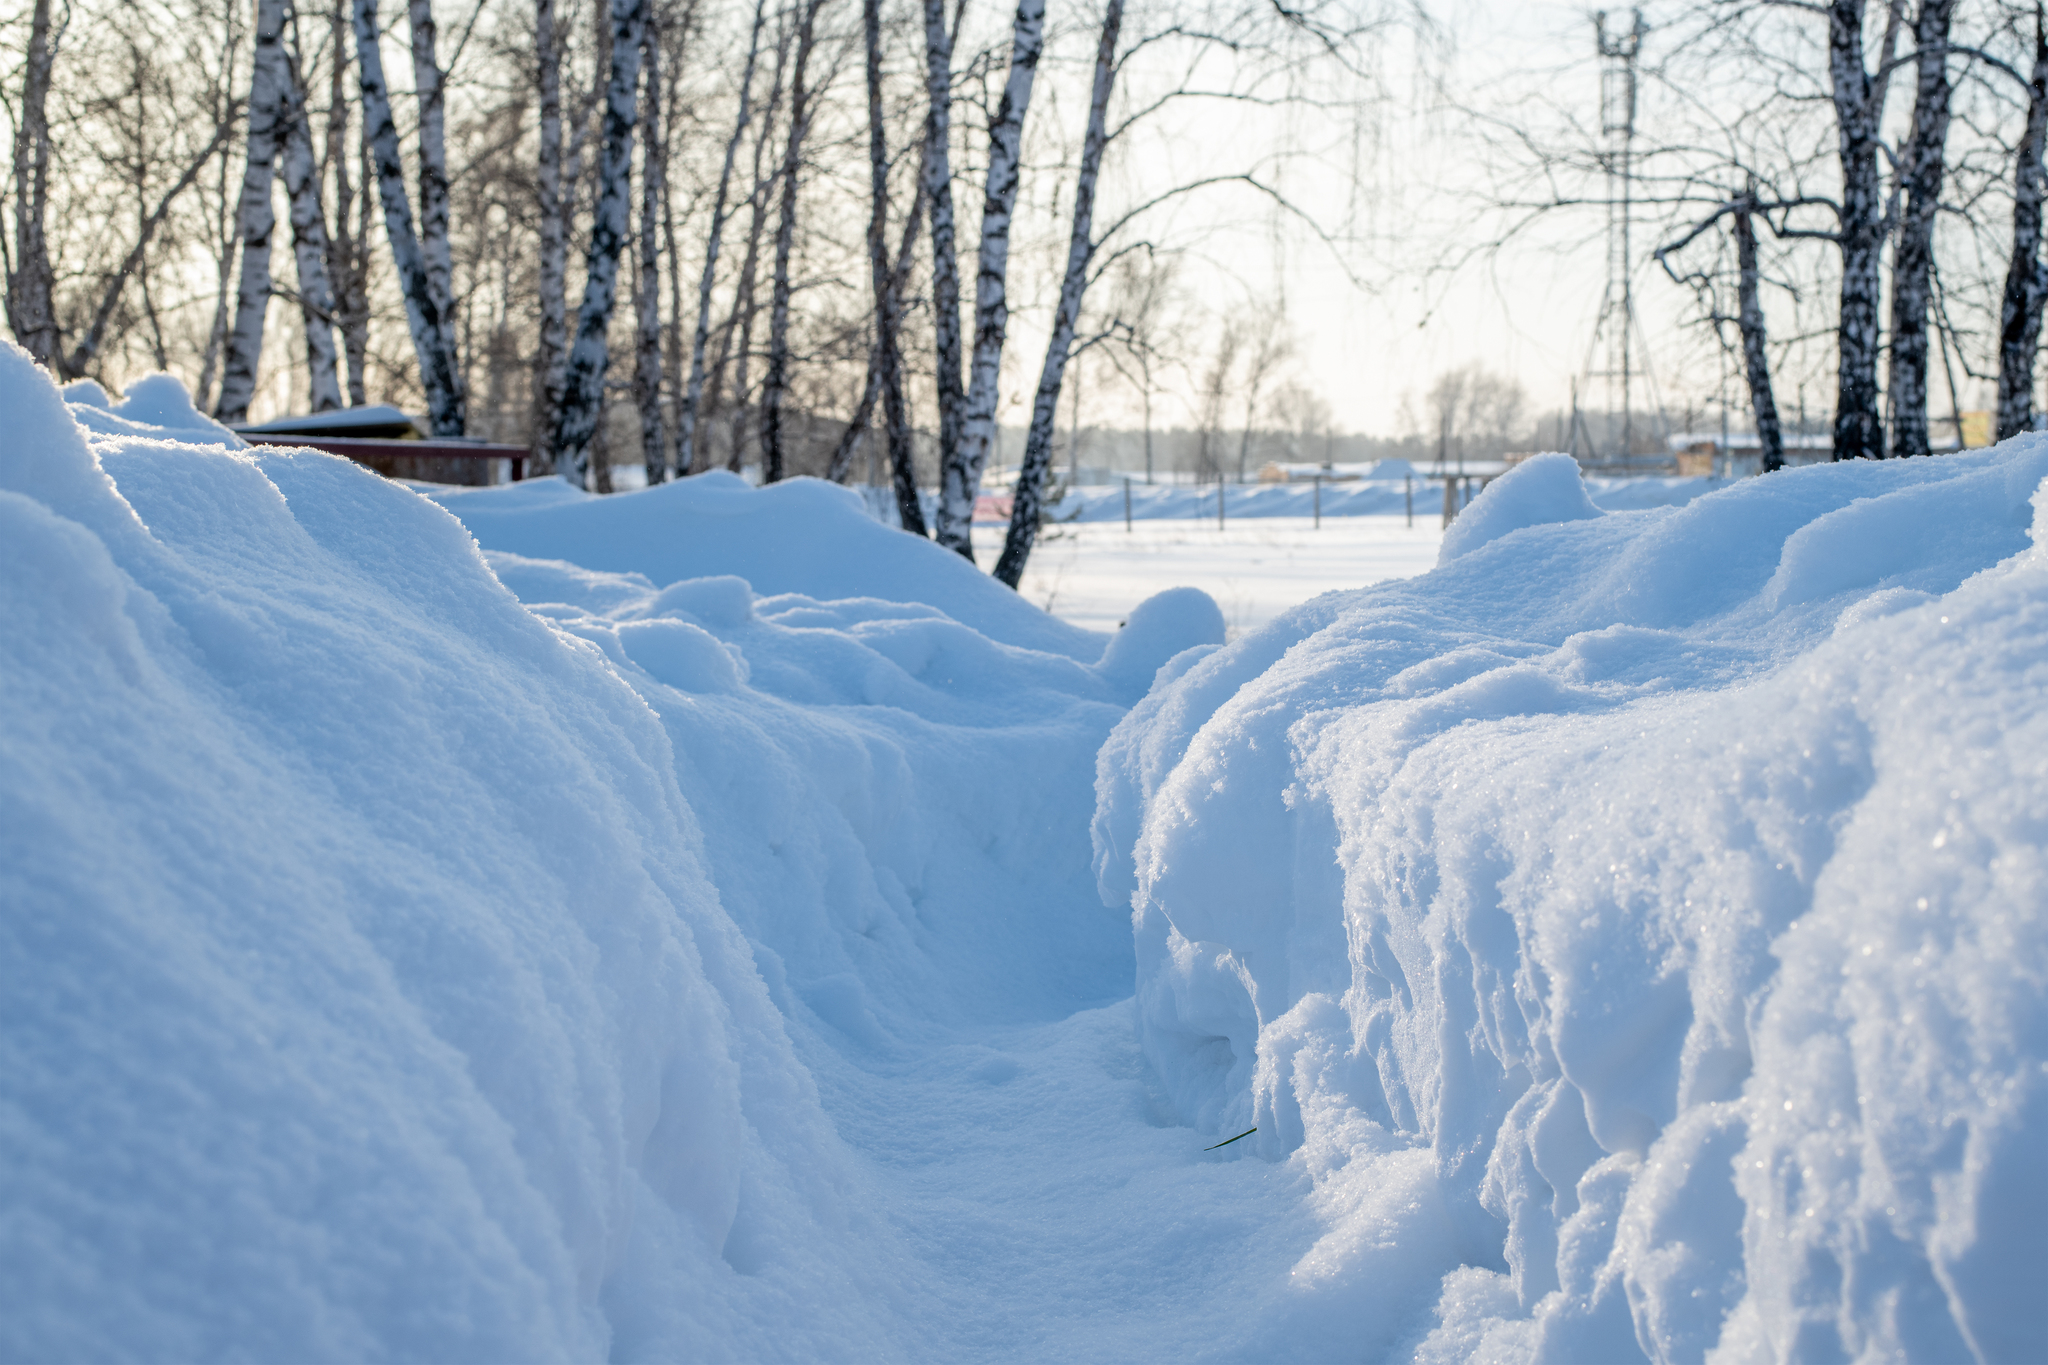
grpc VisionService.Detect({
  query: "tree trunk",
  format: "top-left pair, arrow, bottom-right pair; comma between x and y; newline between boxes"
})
355,0 -> 465,433
326,0 -> 369,406
281,56 -> 343,411
551,0 -> 648,485
1733,198 -> 1783,473
677,0 -> 768,474
408,0 -> 463,429
7,0 -> 58,368
1998,9 -> 2048,442
858,0 -> 923,527
922,0 -> 964,531
993,0 -> 1122,587
1886,0 -> 1955,458
635,24 -> 666,486
532,0 -> 568,467
1826,0 -> 1900,462
216,0 -> 292,424
760,0 -> 826,486
938,0 -> 1044,558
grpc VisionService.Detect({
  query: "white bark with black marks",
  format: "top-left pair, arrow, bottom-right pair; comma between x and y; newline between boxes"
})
216,0 -> 292,424
634,25 -> 666,486
1886,0 -> 1955,458
938,0 -> 1044,559
281,53 -> 343,412
1826,0 -> 1901,462
354,0 -> 465,433
551,0 -> 648,486
326,0 -> 369,406
1733,197 -> 1783,473
922,0 -> 964,536
408,0 -> 463,423
994,0 -> 1122,587
1999,9 -> 2048,442
7,0 -> 58,368
532,0 -> 568,467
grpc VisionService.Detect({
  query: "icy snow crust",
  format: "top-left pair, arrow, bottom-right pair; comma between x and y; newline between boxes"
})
5,339 -> 2044,1362
1096,449 -> 2048,1360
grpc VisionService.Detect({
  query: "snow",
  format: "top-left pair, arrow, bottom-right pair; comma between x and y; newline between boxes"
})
6,341 -> 2045,1362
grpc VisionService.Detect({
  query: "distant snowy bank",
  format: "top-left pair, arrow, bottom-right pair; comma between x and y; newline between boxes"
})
4,344 -> 2043,1363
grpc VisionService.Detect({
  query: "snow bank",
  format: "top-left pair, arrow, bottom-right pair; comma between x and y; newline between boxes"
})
4,350 -> 1229,1361
1095,445 -> 2048,1360
430,472 -> 1104,660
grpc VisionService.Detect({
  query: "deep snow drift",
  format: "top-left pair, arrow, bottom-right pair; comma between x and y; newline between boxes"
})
4,344 -> 2044,1363
1097,450 -> 2048,1361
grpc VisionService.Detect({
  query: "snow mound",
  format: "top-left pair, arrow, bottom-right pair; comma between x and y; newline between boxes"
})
430,470 -> 1105,661
1094,441 -> 2048,1360
2,348 -> 928,1360
1437,451 -> 1602,563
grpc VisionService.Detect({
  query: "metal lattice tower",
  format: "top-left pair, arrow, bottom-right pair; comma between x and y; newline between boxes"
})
1583,8 -> 1649,466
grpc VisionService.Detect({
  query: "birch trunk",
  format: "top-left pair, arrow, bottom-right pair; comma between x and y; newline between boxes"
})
993,0 -> 1122,587
408,0 -> 463,428
1998,10 -> 2048,442
326,0 -> 369,405
1733,198 -> 1783,473
216,0 -> 292,424
714,31 -> 789,474
551,0 -> 648,486
1886,0 -> 1955,458
1826,0 -> 1901,462
760,0 -> 826,486
922,0 -> 965,531
938,0 -> 1044,558
7,0 -> 58,367
532,0 -> 567,466
676,0 -> 768,474
355,0 -> 465,432
281,58 -> 343,411
634,26 -> 666,486
857,0 -> 923,525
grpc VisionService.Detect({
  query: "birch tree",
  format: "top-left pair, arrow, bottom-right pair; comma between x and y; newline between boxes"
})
994,0 -> 1123,587
325,0 -> 370,405
1888,0 -> 1957,458
7,0 -> 60,368
355,0 -> 465,432
407,0 -> 463,427
1733,195 -> 1786,471
551,0 -> 649,484
855,0 -> 923,525
634,21 -> 666,486
1998,6 -> 2048,440
921,0 -> 965,530
532,0 -> 568,468
1822,0 -> 1904,462
281,47 -> 342,411
759,0 -> 827,485
214,0 -> 291,424
935,0 -> 1044,559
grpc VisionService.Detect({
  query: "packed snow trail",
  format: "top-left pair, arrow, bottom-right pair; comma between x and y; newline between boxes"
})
5,344 -> 2045,1361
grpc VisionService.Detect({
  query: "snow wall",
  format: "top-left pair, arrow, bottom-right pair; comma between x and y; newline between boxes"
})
0,345 -> 1218,1361
1095,449 -> 2048,1361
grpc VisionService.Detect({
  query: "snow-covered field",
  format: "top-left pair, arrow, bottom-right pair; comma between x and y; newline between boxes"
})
6,344 -> 2045,1362
1006,516 -> 1444,637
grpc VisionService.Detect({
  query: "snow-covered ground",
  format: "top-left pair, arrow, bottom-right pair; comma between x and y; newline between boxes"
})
7,345 -> 2045,1362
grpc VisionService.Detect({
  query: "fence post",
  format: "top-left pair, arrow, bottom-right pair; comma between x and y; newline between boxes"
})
1405,473 -> 1412,528
1124,476 -> 1132,532
1313,474 -> 1321,529
1218,482 -> 1225,531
